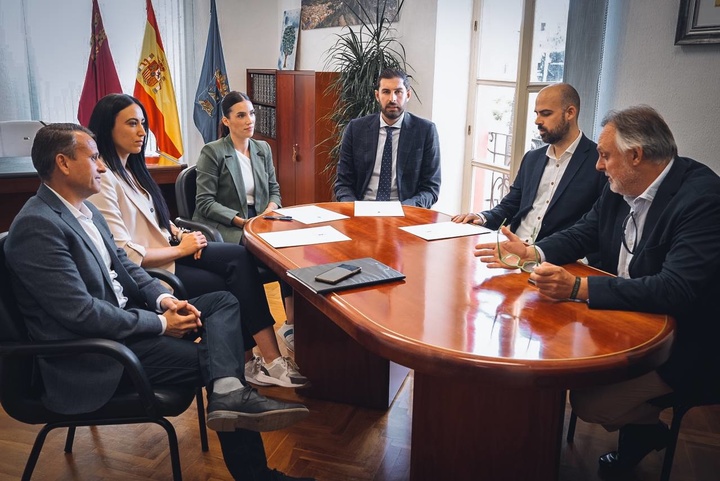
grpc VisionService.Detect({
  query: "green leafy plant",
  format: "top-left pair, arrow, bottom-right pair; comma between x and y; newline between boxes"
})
321,0 -> 412,177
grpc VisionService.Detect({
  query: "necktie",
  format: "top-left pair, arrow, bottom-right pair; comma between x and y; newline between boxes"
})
376,126 -> 394,201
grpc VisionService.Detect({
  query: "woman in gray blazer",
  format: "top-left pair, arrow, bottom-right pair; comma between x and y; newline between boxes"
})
194,91 -> 297,354
87,94 -> 305,389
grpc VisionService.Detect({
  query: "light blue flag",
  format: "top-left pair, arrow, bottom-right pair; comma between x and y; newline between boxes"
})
194,0 -> 230,144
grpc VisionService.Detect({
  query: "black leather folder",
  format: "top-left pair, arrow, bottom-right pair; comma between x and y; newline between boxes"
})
286,257 -> 405,294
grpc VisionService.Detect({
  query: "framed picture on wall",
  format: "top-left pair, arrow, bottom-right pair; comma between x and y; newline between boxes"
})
676,0 -> 720,44
278,9 -> 301,70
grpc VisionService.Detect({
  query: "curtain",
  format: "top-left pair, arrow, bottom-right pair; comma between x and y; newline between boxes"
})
563,0 -> 609,140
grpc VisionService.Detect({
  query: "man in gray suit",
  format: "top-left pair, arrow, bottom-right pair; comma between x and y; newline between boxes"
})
334,68 -> 441,208
4,123 -> 314,481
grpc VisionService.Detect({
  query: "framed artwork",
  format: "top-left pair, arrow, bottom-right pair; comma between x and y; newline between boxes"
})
675,0 -> 720,44
301,0 -> 399,30
278,9 -> 301,70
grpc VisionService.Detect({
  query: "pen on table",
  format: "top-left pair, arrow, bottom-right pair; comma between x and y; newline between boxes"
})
263,215 -> 293,221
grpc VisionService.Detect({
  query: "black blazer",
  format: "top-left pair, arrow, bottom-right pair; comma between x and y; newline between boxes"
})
334,112 -> 441,208
481,134 -> 606,241
538,156 -> 720,394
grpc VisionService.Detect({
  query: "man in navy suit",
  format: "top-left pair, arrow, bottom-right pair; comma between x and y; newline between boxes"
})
334,68 -> 441,208
4,123 -> 314,481
453,83 -> 606,245
476,106 -> 720,474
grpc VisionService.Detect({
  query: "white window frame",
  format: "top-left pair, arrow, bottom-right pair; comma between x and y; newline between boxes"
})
461,0 -> 556,212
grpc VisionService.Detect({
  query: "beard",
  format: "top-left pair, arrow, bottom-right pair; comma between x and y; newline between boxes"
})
539,116 -> 570,145
381,102 -> 404,121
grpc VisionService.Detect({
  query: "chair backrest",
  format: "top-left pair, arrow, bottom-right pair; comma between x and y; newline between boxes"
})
0,232 -> 40,413
0,233 -> 28,343
175,165 -> 198,219
0,121 -> 46,157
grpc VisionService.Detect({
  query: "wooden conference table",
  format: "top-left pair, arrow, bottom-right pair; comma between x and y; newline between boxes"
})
244,203 -> 675,481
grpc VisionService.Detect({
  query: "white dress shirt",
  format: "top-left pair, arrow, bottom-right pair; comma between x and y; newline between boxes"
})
364,113 -> 405,201
617,158 -> 674,278
514,131 -> 583,243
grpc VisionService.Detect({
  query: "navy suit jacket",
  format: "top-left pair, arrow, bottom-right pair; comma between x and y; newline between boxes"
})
4,184 -> 167,414
538,157 -> 720,394
481,134 -> 606,241
334,112 -> 441,208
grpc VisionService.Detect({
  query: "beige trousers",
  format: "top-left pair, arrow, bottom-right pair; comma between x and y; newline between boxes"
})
570,370 -> 673,431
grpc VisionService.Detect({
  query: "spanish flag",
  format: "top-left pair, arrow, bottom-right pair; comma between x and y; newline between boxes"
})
134,0 -> 183,163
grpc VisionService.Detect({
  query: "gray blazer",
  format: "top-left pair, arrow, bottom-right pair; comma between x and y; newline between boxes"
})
4,184 -> 167,414
194,135 -> 282,243
334,112 -> 441,208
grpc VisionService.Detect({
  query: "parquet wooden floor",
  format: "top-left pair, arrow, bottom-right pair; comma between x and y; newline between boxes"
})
1,283 -> 718,480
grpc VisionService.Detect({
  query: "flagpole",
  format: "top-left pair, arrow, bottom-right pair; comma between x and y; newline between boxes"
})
154,150 -> 183,165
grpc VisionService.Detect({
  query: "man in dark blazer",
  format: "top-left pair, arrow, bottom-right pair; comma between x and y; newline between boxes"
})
4,123 -> 313,481
453,83 -> 606,245
476,106 -> 720,474
334,68 -> 441,208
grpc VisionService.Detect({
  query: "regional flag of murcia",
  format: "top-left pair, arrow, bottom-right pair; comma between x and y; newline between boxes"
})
134,0 -> 183,162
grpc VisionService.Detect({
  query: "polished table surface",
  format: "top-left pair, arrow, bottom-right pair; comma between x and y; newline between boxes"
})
245,203 -> 675,481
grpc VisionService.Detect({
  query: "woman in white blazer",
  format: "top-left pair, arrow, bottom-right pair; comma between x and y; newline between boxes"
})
87,94 -> 305,389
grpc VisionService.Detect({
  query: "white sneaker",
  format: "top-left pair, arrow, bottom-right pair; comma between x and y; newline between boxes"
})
244,356 -> 272,386
276,321 -> 295,351
256,356 -> 308,388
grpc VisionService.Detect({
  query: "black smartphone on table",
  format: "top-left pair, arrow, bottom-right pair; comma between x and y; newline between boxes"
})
315,264 -> 362,284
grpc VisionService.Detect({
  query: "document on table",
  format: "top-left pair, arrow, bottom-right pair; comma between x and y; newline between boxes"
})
274,205 -> 349,224
354,200 -> 405,217
257,226 -> 351,248
399,221 -> 493,241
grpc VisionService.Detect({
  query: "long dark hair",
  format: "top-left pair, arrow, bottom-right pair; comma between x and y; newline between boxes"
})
219,91 -> 251,137
88,94 -> 171,231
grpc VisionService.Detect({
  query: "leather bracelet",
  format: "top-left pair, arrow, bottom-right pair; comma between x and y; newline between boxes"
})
570,276 -> 581,299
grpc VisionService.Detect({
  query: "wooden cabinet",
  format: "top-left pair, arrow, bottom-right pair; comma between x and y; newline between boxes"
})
0,157 -> 184,231
247,69 -> 339,206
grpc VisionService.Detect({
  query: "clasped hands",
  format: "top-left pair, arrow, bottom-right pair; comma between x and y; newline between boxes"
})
474,226 -> 583,301
160,297 -> 203,338
171,226 -> 207,260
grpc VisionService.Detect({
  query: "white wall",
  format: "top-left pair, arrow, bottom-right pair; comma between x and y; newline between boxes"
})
430,0 -> 473,215
598,0 -> 720,172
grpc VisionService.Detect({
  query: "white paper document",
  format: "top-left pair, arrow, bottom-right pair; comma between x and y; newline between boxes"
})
275,205 -> 350,224
257,226 -> 351,248
353,201 -> 405,217
399,221 -> 493,241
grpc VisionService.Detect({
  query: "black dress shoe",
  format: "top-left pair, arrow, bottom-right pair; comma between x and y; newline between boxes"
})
598,422 -> 670,474
207,386 -> 309,432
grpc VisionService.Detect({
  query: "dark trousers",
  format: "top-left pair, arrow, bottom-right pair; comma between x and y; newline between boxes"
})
175,242 -> 275,352
122,291 -> 269,480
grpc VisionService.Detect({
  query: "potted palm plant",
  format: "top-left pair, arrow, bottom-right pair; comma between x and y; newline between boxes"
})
321,0 -> 412,178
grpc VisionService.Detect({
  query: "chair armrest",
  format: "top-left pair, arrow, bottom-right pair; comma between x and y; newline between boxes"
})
145,268 -> 188,299
174,217 -> 224,243
0,338 -> 159,417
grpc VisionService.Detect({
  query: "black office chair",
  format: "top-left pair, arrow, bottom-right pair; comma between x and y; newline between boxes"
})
174,165 -> 224,241
0,232 -> 207,481
566,390 -> 720,481
174,165 -> 279,285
